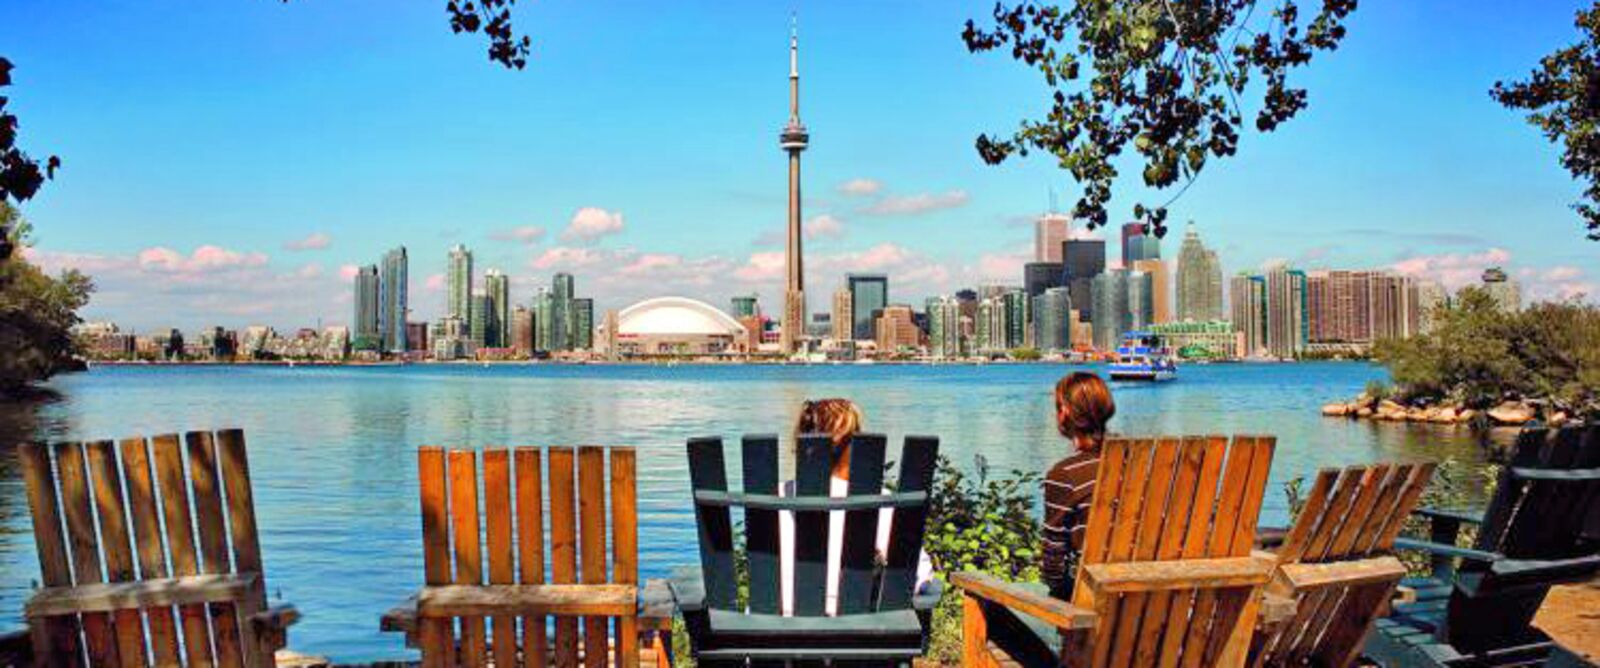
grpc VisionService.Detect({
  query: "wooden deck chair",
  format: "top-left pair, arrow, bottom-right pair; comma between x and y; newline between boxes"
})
1250,461 -> 1436,667
669,433 -> 942,666
954,435 -> 1279,668
16,430 -> 298,667
1367,423 -> 1600,667
382,446 -> 674,667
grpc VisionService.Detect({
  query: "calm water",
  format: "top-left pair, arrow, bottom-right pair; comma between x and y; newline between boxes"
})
0,362 -> 1493,662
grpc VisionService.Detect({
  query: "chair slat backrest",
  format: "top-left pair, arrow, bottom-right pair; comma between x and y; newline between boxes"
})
1068,435 -> 1276,668
19,429 -> 271,667
1444,423 -> 1600,652
687,433 -> 939,617
1252,462 -> 1434,667
415,446 -> 639,668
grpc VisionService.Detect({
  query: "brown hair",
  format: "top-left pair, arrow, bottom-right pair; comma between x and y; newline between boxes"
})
1055,372 -> 1115,454
796,398 -> 864,479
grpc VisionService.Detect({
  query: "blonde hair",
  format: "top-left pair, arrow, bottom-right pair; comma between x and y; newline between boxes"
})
796,398 -> 864,478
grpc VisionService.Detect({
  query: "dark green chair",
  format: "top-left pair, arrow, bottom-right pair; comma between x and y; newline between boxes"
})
669,433 -> 941,667
1367,423 -> 1600,667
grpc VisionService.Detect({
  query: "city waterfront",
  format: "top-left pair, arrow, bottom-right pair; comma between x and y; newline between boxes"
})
0,362 -> 1499,662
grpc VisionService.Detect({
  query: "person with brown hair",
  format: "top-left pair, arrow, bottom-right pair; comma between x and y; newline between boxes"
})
778,398 -> 931,616
1041,371 -> 1117,599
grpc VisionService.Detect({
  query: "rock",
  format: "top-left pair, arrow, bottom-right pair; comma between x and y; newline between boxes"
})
1431,406 -> 1458,423
1376,400 -> 1406,421
1406,407 -> 1429,422
1456,408 -> 1476,423
1322,403 -> 1351,417
1549,411 -> 1569,426
1488,401 -> 1536,425
1357,407 -> 1374,418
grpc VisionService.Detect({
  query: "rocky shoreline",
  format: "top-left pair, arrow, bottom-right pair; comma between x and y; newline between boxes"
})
1320,394 -> 1561,426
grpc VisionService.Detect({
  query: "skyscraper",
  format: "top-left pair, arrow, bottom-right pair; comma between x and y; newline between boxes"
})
448,244 -> 473,325
1034,212 -> 1071,263
484,269 -> 510,348
469,294 -> 490,348
1091,270 -> 1127,351
927,296 -> 963,359
1063,239 -> 1107,322
1023,262 -> 1066,300
874,305 -> 918,353
847,273 -> 887,341
1121,222 -> 1161,265
353,264 -> 380,349
1131,258 -> 1170,324
571,298 -> 594,351
533,288 -> 555,353
551,272 -> 575,351
512,306 -> 535,355
831,287 -> 853,341
379,246 -> 408,353
1230,274 -> 1267,358
1264,267 -> 1308,359
1175,223 -> 1224,322
1032,287 -> 1073,353
1480,267 -> 1522,312
780,21 -> 810,354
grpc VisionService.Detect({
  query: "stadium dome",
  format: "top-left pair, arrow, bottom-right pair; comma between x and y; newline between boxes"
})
610,296 -> 750,356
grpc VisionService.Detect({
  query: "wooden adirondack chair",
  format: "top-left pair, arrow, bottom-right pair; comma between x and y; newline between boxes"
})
954,435 -> 1279,668
669,433 -> 942,666
1367,423 -> 1600,667
1250,461 -> 1436,667
382,446 -> 674,667
14,430 -> 298,667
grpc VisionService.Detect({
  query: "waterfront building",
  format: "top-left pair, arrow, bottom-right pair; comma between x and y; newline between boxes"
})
353,264 -> 380,350
512,306 -> 535,355
730,294 -> 760,319
1175,223 -> 1224,322
1063,238 -> 1106,322
1035,212 -> 1071,263
1305,270 -> 1418,345
1023,262 -> 1066,300
1090,268 -> 1152,351
607,296 -> 749,357
808,312 -> 832,339
1416,281 -> 1448,333
847,273 -> 887,341
484,269 -> 510,348
874,304 -> 919,354
1149,320 -> 1241,360
533,288 -> 554,353
469,295 -> 491,348
1369,273 -> 1418,341
552,272 -> 575,351
830,286 -> 853,342
779,23 -> 810,354
927,296 -> 963,359
1481,266 -> 1522,312
599,310 -> 620,360
430,316 -> 470,361
1230,274 -> 1267,358
1032,286 -> 1074,353
406,322 -> 429,354
571,297 -> 595,351
1121,222 -> 1161,265
379,246 -> 409,353
1264,267 -> 1308,358
448,244 -> 473,325
1132,258 -> 1171,324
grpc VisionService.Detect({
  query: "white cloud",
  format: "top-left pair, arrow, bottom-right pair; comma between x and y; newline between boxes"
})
1391,247 -> 1513,290
559,207 -> 625,243
838,178 -> 883,197
805,215 -> 845,240
489,225 -> 547,245
861,190 -> 969,216
283,232 -> 331,251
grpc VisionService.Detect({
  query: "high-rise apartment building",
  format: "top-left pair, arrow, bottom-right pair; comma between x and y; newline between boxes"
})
1032,287 -> 1074,353
551,272 -> 575,351
512,306 -> 535,355
571,298 -> 594,351
1121,222 -> 1161,265
1230,274 -> 1267,358
469,295 -> 491,348
1264,268 -> 1308,359
1305,270 -> 1419,344
1480,267 -> 1522,312
831,287 -> 853,341
1175,223 -> 1224,322
1416,281 -> 1447,333
926,296 -> 963,359
1132,258 -> 1171,324
847,273 -> 888,341
353,264 -> 380,349
448,244 -> 473,325
1063,239 -> 1107,322
1034,212 -> 1071,263
1089,268 -> 1152,350
874,305 -> 919,353
484,269 -> 510,348
379,247 -> 408,353
1023,262 -> 1067,300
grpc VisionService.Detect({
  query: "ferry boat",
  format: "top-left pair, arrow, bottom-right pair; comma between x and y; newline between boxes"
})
1108,331 -> 1178,382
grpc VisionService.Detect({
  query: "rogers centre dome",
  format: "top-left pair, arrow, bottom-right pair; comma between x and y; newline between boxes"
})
611,296 -> 749,357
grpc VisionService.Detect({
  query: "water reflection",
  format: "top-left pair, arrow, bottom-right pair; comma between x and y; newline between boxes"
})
0,362 -> 1493,662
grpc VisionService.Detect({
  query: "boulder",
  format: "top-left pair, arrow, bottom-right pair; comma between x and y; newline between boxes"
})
1431,406 -> 1458,423
1357,407 -> 1374,418
1456,409 -> 1476,423
1322,403 -> 1351,417
1376,400 -> 1406,421
1406,407 -> 1429,422
1488,401 -> 1535,426
1549,411 -> 1569,426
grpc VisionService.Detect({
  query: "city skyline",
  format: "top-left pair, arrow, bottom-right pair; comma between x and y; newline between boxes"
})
5,2 -> 1599,331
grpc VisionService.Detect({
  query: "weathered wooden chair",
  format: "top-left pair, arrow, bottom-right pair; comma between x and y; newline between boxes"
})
14,430 -> 298,667
1367,423 -> 1600,667
1250,461 -> 1436,667
954,435 -> 1279,668
381,446 -> 674,667
669,433 -> 941,666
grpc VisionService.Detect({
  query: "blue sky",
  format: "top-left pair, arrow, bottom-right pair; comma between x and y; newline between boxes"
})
5,0 -> 1598,330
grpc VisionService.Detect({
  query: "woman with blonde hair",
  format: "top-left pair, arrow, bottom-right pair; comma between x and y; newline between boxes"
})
778,398 -> 930,616
1040,372 -> 1117,599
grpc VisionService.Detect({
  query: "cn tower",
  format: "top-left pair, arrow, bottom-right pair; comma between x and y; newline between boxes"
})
779,18 -> 809,355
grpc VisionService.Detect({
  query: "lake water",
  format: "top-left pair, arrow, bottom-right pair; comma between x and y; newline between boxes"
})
0,362 -> 1495,662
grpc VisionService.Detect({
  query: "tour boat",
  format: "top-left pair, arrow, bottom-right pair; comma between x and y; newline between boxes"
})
1108,331 -> 1177,382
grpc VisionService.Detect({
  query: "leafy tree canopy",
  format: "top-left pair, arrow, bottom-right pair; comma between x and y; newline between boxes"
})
963,0 -> 1356,236
0,202 -> 94,395
1492,3 -> 1600,241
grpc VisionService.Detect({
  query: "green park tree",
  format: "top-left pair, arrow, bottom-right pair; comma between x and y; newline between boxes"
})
0,202 -> 94,395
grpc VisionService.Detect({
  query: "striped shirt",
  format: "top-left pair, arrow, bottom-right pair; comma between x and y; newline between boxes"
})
1041,451 -> 1099,600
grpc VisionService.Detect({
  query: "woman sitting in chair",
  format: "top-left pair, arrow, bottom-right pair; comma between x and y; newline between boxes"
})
778,398 -> 932,616
1041,372 -> 1117,600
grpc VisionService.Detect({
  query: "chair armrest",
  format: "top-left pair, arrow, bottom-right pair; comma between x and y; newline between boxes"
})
250,604 -> 299,631
1393,537 -> 1500,563
379,596 -> 421,648
913,577 -> 943,612
1082,555 -> 1273,594
1412,507 -> 1483,525
639,579 -> 675,631
950,571 -> 1096,631
667,571 -> 706,614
